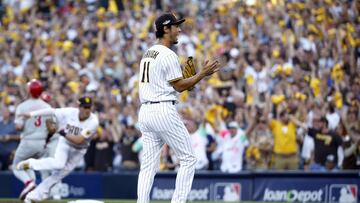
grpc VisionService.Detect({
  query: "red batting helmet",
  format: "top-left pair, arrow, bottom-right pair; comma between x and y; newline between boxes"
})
27,79 -> 43,98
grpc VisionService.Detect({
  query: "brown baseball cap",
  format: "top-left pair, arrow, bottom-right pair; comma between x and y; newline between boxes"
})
78,96 -> 92,108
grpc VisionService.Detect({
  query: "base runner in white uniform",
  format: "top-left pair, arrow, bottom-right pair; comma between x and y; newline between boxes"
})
137,13 -> 220,203
13,79 -> 57,200
16,96 -> 99,203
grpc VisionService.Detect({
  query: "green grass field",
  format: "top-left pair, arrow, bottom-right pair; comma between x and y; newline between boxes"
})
0,199 -> 279,203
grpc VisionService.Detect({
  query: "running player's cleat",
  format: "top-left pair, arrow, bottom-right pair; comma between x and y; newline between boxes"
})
19,180 -> 36,200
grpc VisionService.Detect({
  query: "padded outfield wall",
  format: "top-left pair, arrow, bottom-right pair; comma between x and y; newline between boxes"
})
0,171 -> 358,202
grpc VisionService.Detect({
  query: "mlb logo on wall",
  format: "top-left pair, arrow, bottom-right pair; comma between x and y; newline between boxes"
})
214,182 -> 241,202
329,184 -> 357,203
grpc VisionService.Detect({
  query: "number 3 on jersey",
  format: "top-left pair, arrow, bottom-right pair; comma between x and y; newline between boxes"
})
34,116 -> 42,127
141,61 -> 150,83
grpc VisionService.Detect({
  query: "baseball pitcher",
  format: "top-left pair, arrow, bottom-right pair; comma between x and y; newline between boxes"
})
137,13 -> 220,203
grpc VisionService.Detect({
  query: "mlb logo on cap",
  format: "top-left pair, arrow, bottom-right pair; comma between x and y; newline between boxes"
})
329,184 -> 357,203
214,182 -> 241,202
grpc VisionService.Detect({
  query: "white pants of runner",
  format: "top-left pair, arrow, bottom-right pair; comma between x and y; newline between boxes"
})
137,102 -> 197,203
26,137 -> 86,201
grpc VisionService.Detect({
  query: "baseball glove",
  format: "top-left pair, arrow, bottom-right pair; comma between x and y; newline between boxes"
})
46,118 -> 57,135
182,57 -> 196,90
45,118 -> 57,147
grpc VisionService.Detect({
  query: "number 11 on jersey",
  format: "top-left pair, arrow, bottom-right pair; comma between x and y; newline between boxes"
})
141,61 -> 150,83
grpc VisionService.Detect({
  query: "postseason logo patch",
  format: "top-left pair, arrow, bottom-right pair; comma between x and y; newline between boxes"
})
329,184 -> 357,203
214,182 -> 241,202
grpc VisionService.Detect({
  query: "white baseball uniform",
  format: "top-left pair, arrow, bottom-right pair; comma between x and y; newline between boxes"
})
23,107 -> 99,201
137,44 -> 197,203
13,98 -> 52,185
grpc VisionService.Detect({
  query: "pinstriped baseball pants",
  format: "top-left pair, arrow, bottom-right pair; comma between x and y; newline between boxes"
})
137,102 -> 197,203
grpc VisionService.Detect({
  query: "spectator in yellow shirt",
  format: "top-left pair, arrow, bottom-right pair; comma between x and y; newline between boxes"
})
268,110 -> 299,170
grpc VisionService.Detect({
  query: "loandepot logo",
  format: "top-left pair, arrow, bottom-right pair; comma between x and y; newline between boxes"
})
263,188 -> 324,202
151,187 -> 209,201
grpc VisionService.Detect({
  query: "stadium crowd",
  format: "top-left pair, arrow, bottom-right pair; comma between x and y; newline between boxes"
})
0,0 -> 359,173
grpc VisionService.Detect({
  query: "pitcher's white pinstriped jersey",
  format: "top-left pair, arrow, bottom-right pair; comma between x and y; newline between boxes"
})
139,44 -> 183,103
137,43 -> 197,203
14,99 -> 52,140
